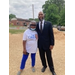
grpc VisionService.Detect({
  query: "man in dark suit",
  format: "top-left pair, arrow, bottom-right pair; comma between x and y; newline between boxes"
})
36,11 -> 56,75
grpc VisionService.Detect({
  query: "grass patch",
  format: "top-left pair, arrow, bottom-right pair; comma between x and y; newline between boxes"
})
9,25 -> 26,27
9,29 -> 25,34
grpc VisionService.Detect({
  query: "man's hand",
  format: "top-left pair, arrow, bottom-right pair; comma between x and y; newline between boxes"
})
49,45 -> 54,50
23,49 -> 27,55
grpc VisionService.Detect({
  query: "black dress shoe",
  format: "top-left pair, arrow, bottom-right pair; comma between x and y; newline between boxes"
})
52,71 -> 56,75
41,67 -> 46,72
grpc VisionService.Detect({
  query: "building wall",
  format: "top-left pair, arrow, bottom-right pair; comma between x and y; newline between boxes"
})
11,20 -> 17,25
9,20 -> 30,26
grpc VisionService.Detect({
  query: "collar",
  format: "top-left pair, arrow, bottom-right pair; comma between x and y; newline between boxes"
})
39,19 -> 44,23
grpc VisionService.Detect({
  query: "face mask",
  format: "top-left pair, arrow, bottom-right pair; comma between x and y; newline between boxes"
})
30,28 -> 36,31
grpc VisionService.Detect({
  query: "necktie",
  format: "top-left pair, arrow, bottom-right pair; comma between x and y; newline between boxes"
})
40,21 -> 42,32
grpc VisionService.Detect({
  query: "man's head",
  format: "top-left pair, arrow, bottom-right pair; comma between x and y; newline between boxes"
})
38,11 -> 44,21
29,21 -> 36,31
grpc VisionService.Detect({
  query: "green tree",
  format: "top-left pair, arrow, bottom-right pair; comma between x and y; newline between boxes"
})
29,18 -> 39,22
9,14 -> 16,20
29,18 -> 34,21
42,0 -> 65,14
34,18 -> 39,22
45,4 -> 60,25
42,0 -> 65,26
53,0 -> 65,14
59,8 -> 65,26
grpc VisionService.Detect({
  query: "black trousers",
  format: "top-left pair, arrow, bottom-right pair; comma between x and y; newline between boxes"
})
39,48 -> 54,72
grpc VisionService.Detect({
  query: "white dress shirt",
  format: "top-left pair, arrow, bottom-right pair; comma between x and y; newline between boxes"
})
39,20 -> 44,30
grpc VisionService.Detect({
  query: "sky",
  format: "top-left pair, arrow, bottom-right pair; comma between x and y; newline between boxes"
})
9,0 -> 47,19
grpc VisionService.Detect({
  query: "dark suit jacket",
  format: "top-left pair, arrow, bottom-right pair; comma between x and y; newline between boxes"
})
36,21 -> 54,50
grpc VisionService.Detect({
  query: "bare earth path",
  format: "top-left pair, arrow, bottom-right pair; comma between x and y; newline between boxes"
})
9,28 -> 65,75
